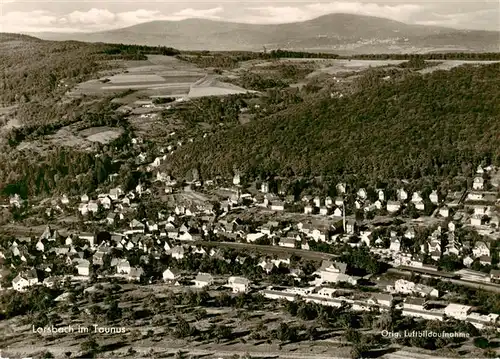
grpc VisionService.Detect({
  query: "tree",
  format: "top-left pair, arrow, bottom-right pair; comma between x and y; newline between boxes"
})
80,336 -> 99,356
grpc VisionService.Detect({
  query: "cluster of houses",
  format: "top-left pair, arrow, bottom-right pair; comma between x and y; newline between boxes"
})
260,284 -> 499,331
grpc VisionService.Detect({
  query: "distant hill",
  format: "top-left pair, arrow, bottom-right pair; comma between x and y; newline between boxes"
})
32,13 -> 500,53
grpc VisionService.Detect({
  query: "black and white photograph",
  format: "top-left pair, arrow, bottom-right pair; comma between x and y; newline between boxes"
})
0,0 -> 499,358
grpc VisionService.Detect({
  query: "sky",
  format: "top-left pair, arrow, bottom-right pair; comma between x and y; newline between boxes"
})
0,0 -> 499,33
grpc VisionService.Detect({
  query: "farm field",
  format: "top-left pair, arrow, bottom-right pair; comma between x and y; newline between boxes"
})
68,55 -> 253,100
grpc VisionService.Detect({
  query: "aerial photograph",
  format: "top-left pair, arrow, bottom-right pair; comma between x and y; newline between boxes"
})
0,0 -> 499,358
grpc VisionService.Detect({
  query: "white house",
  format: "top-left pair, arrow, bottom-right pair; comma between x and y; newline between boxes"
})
389,238 -> 401,252
171,246 -> 185,260
314,260 -> 356,286
304,205 -> 314,214
279,237 -> 296,248
12,269 -> 38,292
163,267 -> 181,282
128,267 -> 144,281
439,206 -> 450,218
473,177 -> 484,190
357,188 -> 367,200
387,201 -> 401,213
472,241 -> 490,258
415,201 -> 425,211
228,276 -> 251,293
378,189 -> 385,202
325,197 -> 333,208
247,233 -> 266,243
445,303 -> 472,321
270,201 -> 285,211
194,272 -> 213,288
116,259 -> 131,274
333,207 -> 342,217
429,190 -> 439,204
336,183 -> 346,194
233,173 -> 241,186
109,187 -> 123,200
76,259 -> 90,276
397,188 -> 408,201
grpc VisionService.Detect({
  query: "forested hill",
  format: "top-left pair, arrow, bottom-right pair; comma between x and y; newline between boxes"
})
166,63 -> 500,182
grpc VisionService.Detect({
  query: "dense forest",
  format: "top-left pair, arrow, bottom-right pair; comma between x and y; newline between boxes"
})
165,63 -> 500,182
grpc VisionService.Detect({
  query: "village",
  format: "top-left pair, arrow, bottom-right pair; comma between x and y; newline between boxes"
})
1,134 -> 500,349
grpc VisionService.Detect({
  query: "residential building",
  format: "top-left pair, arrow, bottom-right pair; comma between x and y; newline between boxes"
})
228,276 -> 251,293
194,272 -> 214,288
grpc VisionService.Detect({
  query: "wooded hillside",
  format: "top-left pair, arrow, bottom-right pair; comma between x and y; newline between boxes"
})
165,63 -> 500,182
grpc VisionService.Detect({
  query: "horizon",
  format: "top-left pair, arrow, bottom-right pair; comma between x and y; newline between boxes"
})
1,1 -> 499,34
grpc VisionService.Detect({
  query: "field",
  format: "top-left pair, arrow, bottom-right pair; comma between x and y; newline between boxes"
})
68,55 -> 253,100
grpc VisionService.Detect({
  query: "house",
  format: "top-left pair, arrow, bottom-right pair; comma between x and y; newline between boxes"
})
368,293 -> 393,308
109,187 -> 123,200
279,237 -> 296,249
429,190 -> 439,204
233,173 -> 241,186
116,260 -> 131,274
397,188 -> 408,201
334,197 -> 344,206
304,205 -> 314,214
76,259 -> 90,276
473,176 -> 484,190
333,207 -> 342,217
445,303 -> 472,320
81,194 -> 89,203
36,239 -> 45,252
12,269 -> 38,292
479,256 -> 492,266
403,297 -> 426,311
228,276 -> 251,293
260,181 -> 269,193
129,219 -> 145,233
357,188 -> 367,200
99,196 -> 112,209
394,279 -> 438,298
128,267 -> 144,281
163,267 -> 181,282
463,256 -> 474,268
270,201 -> 285,211
171,246 -> 185,260
389,238 -> 401,252
61,195 -> 70,205
378,189 -> 385,202
387,201 -> 401,213
439,206 -> 450,218
345,220 -> 355,235
319,207 -> 329,216
79,232 -> 95,247
325,197 -> 333,208
336,183 -> 346,194
247,233 -> 266,243
106,212 -> 117,225
471,215 -> 485,226
313,196 -> 321,208
472,241 -> 490,258
314,260 -> 356,285
194,272 -> 213,288
490,269 -> 500,283
415,201 -> 425,211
